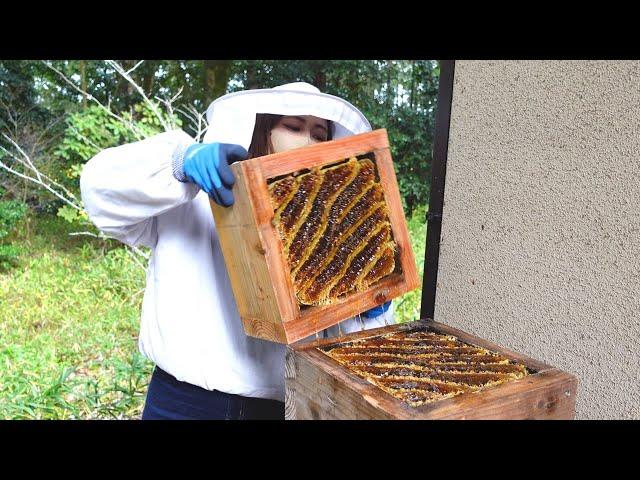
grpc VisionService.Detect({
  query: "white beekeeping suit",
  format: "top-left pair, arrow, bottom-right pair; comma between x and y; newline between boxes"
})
80,82 -> 394,403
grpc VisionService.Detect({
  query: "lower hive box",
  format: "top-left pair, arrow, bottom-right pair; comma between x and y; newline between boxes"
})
285,319 -> 578,419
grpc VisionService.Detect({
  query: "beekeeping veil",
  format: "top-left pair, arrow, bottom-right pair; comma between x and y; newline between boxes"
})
202,82 -> 372,149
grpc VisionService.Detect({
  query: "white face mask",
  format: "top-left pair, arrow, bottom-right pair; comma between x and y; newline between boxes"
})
269,115 -> 330,153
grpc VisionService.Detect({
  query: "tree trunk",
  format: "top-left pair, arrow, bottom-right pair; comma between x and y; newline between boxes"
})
313,66 -> 326,92
409,60 -> 415,109
142,61 -> 155,96
126,61 -> 135,97
386,60 -> 393,109
246,63 -> 258,89
80,60 -> 87,108
116,60 -> 130,102
203,60 -> 232,105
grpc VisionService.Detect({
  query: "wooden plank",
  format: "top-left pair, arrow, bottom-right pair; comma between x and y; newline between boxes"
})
286,346 -> 403,420
241,317 -> 287,344
284,345 -> 298,420
209,165 -> 283,328
288,319 -> 579,419
242,162 -> 299,325
284,273 -> 407,344
374,147 -> 421,293
412,369 -> 577,420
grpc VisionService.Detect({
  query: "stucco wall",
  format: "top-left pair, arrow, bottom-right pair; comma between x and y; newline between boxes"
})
434,60 -> 640,419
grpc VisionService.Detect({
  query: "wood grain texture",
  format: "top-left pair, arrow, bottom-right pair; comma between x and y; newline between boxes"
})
241,317 -> 287,344
243,162 -> 300,325
210,165 -> 283,328
211,129 -> 420,344
374,147 -> 421,293
287,319 -> 579,419
287,346 -> 401,420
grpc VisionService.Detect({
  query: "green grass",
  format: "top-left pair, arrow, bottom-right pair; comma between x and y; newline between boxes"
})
0,205 -> 427,419
394,203 -> 427,324
0,215 -> 151,419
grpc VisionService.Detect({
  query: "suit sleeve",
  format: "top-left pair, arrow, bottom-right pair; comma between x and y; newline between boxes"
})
80,129 -> 199,248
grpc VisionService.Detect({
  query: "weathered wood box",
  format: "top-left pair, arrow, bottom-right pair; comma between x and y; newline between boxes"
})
285,319 -> 578,419
210,129 -> 420,344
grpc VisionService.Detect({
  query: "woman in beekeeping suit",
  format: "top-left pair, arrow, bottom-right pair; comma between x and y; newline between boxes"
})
80,82 -> 394,420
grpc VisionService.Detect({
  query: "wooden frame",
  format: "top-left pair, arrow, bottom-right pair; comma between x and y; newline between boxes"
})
210,129 -> 421,344
285,319 -> 578,419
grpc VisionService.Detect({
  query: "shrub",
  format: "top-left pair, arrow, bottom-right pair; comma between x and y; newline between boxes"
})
0,196 -> 28,271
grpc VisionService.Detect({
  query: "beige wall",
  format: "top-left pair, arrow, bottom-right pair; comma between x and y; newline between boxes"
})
435,61 -> 640,419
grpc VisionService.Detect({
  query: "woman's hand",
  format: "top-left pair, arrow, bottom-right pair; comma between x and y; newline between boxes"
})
182,142 -> 248,207
361,301 -> 392,319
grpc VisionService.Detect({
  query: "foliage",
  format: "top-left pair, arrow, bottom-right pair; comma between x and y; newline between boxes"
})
0,61 -> 66,204
0,61 -> 52,129
0,195 -> 28,271
0,214 -> 150,419
5,60 -> 438,213
30,60 -> 231,129
0,204 -> 428,418
394,203 -> 428,324
228,60 -> 439,213
53,103 -> 176,195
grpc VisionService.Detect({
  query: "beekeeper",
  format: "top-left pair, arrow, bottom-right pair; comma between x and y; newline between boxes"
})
80,82 -> 394,420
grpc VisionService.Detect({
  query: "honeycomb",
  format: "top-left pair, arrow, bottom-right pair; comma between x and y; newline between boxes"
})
269,157 -> 397,306
319,328 -> 530,407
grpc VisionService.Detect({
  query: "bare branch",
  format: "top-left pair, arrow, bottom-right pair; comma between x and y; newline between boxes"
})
105,60 -> 172,132
34,116 -> 64,149
68,231 -> 102,238
128,243 -> 150,260
1,133 -> 78,202
175,104 -> 208,142
175,106 -> 198,125
0,154 -> 81,210
126,60 -> 145,75
42,61 -> 147,140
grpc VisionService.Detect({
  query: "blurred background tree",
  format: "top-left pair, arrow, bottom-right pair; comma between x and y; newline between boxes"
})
229,60 -> 439,213
1,60 -> 438,214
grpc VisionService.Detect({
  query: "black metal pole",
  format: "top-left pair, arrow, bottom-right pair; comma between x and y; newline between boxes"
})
420,60 -> 456,320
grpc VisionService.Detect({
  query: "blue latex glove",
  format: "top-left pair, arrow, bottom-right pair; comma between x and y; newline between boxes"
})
361,301 -> 392,319
183,142 -> 248,207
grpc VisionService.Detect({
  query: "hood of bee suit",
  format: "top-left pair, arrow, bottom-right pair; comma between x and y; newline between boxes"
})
201,82 -> 372,150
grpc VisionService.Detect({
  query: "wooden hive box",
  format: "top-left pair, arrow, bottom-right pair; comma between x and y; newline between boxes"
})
285,319 -> 579,419
210,129 -> 421,344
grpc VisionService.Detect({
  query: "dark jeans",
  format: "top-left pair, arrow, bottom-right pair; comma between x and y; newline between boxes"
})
141,366 -> 284,420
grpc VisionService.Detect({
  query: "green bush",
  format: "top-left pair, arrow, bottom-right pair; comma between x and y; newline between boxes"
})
0,215 -> 150,419
54,104 -> 178,192
394,203 -> 428,324
0,198 -> 28,271
52,103 -> 179,229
